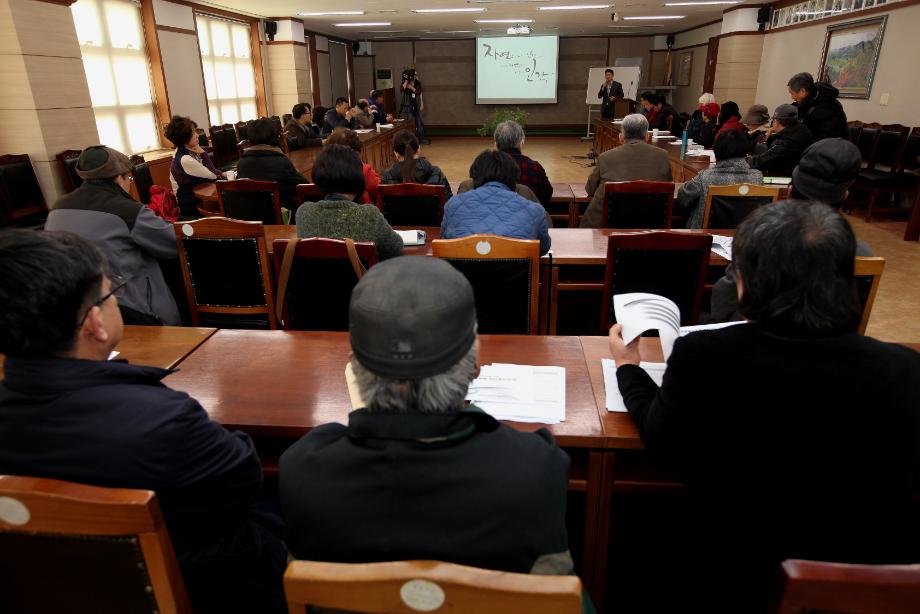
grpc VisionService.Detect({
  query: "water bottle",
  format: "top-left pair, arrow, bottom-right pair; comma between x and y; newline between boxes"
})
680,128 -> 689,160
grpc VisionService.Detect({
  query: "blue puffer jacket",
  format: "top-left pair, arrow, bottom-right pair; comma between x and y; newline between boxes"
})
441,182 -> 551,255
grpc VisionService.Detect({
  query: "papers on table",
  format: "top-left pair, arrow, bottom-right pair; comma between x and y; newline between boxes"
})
377,124 -> 395,129
355,129 -> 375,134
679,320 -> 746,336
613,293 -> 681,362
763,176 -> 791,185
466,363 -> 566,424
687,149 -> 716,162
603,360 -> 665,412
710,234 -> 733,261
396,229 -> 426,246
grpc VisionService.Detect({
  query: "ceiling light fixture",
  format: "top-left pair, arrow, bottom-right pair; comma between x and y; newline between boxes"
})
333,22 -> 393,27
538,4 -> 609,10
413,8 -> 486,12
298,11 -> 366,16
623,15 -> 686,19
474,18 -> 535,22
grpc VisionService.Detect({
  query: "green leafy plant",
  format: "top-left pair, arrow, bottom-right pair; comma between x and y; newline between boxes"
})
477,108 -> 529,137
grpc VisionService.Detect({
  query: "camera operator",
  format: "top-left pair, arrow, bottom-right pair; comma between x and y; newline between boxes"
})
399,65 -> 426,142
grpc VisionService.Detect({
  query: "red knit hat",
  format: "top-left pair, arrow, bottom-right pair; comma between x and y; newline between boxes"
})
702,103 -> 721,118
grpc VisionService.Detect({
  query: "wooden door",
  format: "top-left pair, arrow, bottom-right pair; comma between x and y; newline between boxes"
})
702,37 -> 719,94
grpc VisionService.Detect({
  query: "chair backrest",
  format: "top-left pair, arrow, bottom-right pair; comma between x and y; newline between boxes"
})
854,256 -> 885,336
0,475 -> 192,614
600,231 -> 713,330
295,183 -> 324,204
129,154 -> 154,204
209,126 -> 239,167
237,139 -> 251,158
196,128 -> 209,148
702,183 -> 780,230
216,179 -> 283,225
314,106 -> 327,123
376,183 -> 446,227
235,121 -> 249,142
775,559 -> 920,614
432,235 -> 541,335
0,153 -> 49,226
855,122 -> 881,164
270,115 -> 283,135
898,126 -> 920,173
284,559 -> 582,614
55,149 -> 83,193
601,180 -> 675,229
847,120 -> 863,145
174,217 -> 277,329
280,129 -> 296,154
868,124 -> 909,171
282,113 -> 293,125
272,238 -> 379,331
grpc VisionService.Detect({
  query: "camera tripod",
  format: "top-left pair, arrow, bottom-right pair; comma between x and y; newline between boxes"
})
399,88 -> 428,144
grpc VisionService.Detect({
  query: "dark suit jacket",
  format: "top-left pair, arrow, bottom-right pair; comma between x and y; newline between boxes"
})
322,109 -> 356,136
283,119 -> 323,149
598,80 -> 625,118
580,139 -> 672,228
617,324 -> 920,609
236,145 -> 308,206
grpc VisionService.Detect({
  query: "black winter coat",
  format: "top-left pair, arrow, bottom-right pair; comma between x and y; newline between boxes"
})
748,122 -> 813,176
236,145 -> 308,206
796,82 -> 848,141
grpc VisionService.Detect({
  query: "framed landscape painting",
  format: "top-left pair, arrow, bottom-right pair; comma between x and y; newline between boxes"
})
819,16 -> 887,99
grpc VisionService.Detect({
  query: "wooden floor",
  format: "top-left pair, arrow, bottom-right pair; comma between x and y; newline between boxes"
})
422,136 -> 920,342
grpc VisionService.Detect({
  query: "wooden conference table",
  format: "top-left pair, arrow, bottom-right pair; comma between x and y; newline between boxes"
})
193,122 -> 412,203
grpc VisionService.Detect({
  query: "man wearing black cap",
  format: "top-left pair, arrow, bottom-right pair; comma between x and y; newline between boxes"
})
45,145 -> 181,325
747,104 -> 813,177
279,256 -> 572,576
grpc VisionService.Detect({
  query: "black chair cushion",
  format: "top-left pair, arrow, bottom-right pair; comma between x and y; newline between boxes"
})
183,237 -> 268,307
708,195 -> 774,229
443,258 -> 533,335
0,532 -> 159,614
381,196 -> 442,226
0,161 -> 45,214
63,157 -> 83,192
222,191 -> 278,224
605,193 -> 670,228
285,257 -> 371,331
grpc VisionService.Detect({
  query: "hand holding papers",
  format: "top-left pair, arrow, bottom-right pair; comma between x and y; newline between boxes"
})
466,363 -> 566,424
603,360 -> 665,412
613,293 -> 681,362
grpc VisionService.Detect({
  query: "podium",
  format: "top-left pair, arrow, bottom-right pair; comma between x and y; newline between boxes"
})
613,98 -> 637,118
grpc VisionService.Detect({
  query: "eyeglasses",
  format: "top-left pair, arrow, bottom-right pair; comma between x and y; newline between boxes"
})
79,275 -> 129,326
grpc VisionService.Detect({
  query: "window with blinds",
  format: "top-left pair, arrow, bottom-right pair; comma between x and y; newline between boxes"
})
71,0 -> 160,155
196,14 -> 257,127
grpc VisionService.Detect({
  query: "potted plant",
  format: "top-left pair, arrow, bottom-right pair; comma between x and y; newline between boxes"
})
478,108 -> 529,137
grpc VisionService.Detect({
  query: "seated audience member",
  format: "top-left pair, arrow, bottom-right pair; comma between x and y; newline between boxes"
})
295,144 -> 403,260
45,146 -> 180,325
351,99 -> 375,128
456,178 -> 541,204
747,104 -> 813,177
710,138 -> 867,322
494,120 -> 553,208
697,103 -> 721,148
686,93 -> 716,142
284,103 -> 323,149
580,113 -> 672,228
788,71 -> 848,141
441,150 -> 551,255
324,127 -> 380,204
380,131 -> 453,198
279,256 -> 572,575
715,101 -> 745,138
165,115 -> 225,218
649,95 -> 681,134
0,230 -> 287,614
676,130 -> 763,228
369,90 -> 393,125
609,199 -> 920,612
322,97 -> 357,136
236,117 -> 308,207
741,104 -> 771,146
639,91 -> 658,124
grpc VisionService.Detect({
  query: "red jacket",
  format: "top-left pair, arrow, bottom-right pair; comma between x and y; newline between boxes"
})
716,116 -> 746,138
361,163 -> 380,205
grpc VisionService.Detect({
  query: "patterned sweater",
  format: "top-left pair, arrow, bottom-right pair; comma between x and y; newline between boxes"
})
676,158 -> 763,229
295,197 -> 404,260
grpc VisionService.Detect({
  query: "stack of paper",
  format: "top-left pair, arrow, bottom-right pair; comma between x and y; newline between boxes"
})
613,293 -> 681,362
395,229 -> 426,246
466,363 -> 566,424
687,149 -> 717,162
679,321 -> 745,336
355,129 -> 375,134
603,360 -> 665,412
763,176 -> 791,185
710,234 -> 733,261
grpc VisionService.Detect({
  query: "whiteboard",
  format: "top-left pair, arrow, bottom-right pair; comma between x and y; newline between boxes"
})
585,66 -> 640,106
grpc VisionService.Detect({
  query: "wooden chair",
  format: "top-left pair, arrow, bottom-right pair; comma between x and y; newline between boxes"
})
295,183 -> 324,204
284,559 -> 582,614
601,180 -> 675,229
270,115 -> 283,135
282,113 -> 293,125
237,139 -> 251,159
129,154 -> 154,205
774,559 -> 920,614
376,183 -> 446,227
702,183 -> 780,230
196,128 -> 210,149
55,149 -> 83,193
174,217 -> 277,329
851,125 -> 918,222
847,120 -> 863,145
854,122 -> 881,169
272,238 -> 378,331
209,126 -> 239,169
0,475 -> 192,614
600,231 -> 712,330
0,153 -> 49,227
854,256 -> 885,336
432,235 -> 541,335
235,120 -> 249,142
216,179 -> 283,225
280,129 -> 297,154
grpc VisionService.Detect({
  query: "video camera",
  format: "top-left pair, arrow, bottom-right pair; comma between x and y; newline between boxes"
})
401,67 -> 417,83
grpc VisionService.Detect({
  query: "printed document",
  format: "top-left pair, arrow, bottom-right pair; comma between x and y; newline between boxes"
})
466,363 -> 566,424
603,360 -> 666,412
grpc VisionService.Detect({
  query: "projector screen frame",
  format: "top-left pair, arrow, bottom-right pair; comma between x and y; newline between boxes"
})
475,35 -> 560,105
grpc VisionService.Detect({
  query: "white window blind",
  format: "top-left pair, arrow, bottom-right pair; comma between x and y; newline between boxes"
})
71,0 -> 159,155
196,14 -> 257,127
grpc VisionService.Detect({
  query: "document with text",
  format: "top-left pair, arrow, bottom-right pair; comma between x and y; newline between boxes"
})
466,363 -> 566,424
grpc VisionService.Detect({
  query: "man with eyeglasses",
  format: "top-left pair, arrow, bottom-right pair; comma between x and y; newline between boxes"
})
45,145 -> 181,325
0,230 -> 288,614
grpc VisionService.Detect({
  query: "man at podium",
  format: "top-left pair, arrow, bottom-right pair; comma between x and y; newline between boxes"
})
598,68 -> 624,119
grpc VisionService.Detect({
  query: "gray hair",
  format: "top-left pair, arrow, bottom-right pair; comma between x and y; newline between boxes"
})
621,113 -> 649,141
494,120 -> 524,151
352,342 -> 478,413
698,92 -> 716,106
